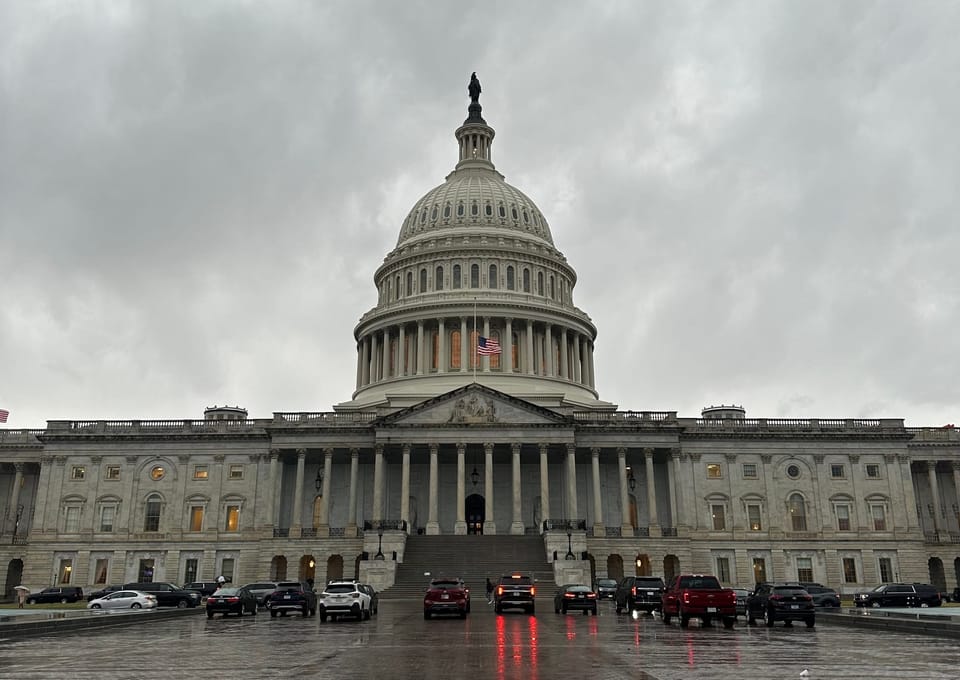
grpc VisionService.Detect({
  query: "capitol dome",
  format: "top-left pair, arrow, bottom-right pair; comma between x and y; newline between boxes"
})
338,76 -> 612,413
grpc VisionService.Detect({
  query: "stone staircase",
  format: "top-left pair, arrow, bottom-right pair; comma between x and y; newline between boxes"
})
379,534 -> 556,600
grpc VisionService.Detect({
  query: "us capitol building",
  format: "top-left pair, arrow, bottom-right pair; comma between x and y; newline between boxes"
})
2,77 -> 959,598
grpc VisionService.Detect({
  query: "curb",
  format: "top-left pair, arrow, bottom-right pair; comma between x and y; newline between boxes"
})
818,609 -> 960,639
0,607 -> 202,639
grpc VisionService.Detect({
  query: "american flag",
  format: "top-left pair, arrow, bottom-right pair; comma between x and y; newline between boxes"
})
0,409 -> 8,423
477,336 -> 501,355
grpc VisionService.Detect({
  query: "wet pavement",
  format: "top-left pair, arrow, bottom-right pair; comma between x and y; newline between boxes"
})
1,600 -> 959,679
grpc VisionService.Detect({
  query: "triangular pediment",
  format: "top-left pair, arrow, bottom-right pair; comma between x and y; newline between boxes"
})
375,384 -> 570,427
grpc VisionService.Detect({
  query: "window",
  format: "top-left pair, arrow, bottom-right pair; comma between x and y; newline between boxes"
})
742,463 -> 758,479
184,558 -> 199,584
871,503 -> 887,531
419,268 -> 427,293
394,275 -> 400,300
435,266 -> 444,291
788,493 -> 807,531
711,504 -> 726,531
706,464 -> 723,479
836,504 -> 851,531
189,506 -> 204,532
144,495 -> 162,532
444,204 -> 451,218
489,264 -> 498,289
831,464 -> 845,479
716,557 -> 731,583
747,504 -> 762,531
150,466 -> 165,481
485,203 -> 492,216
537,271 -> 544,296
752,557 -> 767,583
549,275 -> 555,299
457,203 -> 464,216
194,466 -> 208,480
878,557 -> 893,583
431,205 -> 438,220
65,506 -> 80,533
786,464 -> 801,479
796,557 -> 813,583
453,265 -> 461,289
506,266 -> 515,290
99,505 -> 115,533
229,465 -> 244,480
865,464 -> 881,479
470,264 -> 479,288
842,557 -> 858,583
225,505 -> 240,532
471,202 -> 478,216
406,272 -> 413,296
94,559 -> 108,584
523,268 -> 530,292
59,559 -> 73,585
105,465 -> 120,480
71,466 -> 85,480
221,558 -> 236,583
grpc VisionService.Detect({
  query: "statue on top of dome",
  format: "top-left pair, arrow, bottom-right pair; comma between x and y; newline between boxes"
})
468,72 -> 481,104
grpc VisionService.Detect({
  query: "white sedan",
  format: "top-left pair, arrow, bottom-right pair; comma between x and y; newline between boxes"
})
87,590 -> 158,611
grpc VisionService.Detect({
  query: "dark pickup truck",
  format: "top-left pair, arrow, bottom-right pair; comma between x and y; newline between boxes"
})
661,574 -> 737,629
494,573 -> 536,615
615,576 -> 665,615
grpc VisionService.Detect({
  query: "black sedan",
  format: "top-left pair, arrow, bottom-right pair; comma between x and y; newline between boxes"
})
554,584 -> 598,615
594,579 -> 617,600
206,587 -> 258,618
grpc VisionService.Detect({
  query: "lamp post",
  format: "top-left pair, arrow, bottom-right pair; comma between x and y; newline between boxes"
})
314,468 -> 324,494
566,530 -> 575,559
627,469 -> 636,492
375,525 -> 385,560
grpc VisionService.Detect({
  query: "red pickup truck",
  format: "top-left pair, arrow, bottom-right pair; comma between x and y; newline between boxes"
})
662,574 -> 737,629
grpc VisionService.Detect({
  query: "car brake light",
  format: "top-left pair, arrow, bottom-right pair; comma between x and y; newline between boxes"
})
631,587 -> 637,597
226,597 -> 239,603
564,593 -> 576,599
587,593 -> 597,599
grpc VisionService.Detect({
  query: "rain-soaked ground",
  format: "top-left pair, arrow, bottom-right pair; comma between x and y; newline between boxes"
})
0,599 -> 958,679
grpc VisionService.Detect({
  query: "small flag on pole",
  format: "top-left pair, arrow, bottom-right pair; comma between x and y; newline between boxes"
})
477,336 -> 501,355
0,409 -> 8,423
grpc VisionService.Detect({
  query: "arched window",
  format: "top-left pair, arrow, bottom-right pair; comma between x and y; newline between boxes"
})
457,204 -> 464,217
549,275 -> 555,299
511,207 -> 518,221
523,268 -> 531,293
489,264 -> 498,289
443,204 -> 451,218
431,206 -> 438,220
453,265 -> 461,289
435,266 -> 444,291
471,203 -> 479,216
485,204 -> 492,216
506,266 -> 515,290
144,494 -> 162,532
395,275 -> 400,300
788,493 -> 807,531
406,272 -> 413,296
498,205 -> 506,218
470,264 -> 479,288
451,330 -> 461,369
537,272 -> 544,296
419,268 -> 427,293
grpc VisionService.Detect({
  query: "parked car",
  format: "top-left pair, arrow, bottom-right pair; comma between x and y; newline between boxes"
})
554,584 -> 598,615
594,578 -> 618,601
494,573 -> 536,615
183,581 -> 222,601
26,586 -> 84,605
423,577 -> 470,619
804,585 -> 841,608
87,590 -> 157,611
615,576 -> 665,615
86,585 -> 124,602
241,581 -> 281,608
206,586 -> 258,618
318,580 -> 371,622
358,583 -> 379,615
854,583 -> 942,608
747,583 -> 815,628
122,582 -> 201,608
267,581 -> 317,618
661,574 -> 737,629
731,588 -> 750,617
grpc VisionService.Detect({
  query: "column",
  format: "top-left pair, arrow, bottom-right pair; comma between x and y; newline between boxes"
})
591,448 -> 603,535
381,329 -> 390,379
566,443 -> 578,520
483,317 -> 491,372
928,461 -> 942,532
268,450 -> 280,529
545,325 -> 554,377
668,449 -> 681,530
504,318 -> 513,372
369,333 -> 379,382
320,448 -> 333,529
484,442 -> 497,534
401,444 -> 411,534
573,334 -> 582,383
437,318 -> 446,374
539,443 -> 550,533
398,325 -> 406,377
455,443 -> 467,534
644,447 -> 659,530
292,449 -> 306,533
618,448 -> 632,533
416,321 -> 425,375
511,442 -> 524,534
427,444 -> 440,534
347,449 -> 359,535
8,463 -> 24,535
373,444 -> 384,523
525,320 -> 535,374
560,329 -> 569,379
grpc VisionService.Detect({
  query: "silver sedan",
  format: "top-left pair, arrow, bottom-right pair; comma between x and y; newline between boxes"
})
87,590 -> 158,611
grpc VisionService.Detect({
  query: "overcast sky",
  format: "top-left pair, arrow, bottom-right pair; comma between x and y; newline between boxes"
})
2,1 -> 958,429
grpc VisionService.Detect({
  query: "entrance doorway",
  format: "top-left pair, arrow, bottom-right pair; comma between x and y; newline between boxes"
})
466,494 -> 485,534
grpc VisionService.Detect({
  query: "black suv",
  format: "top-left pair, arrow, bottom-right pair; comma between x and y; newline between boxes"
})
122,582 -> 201,608
494,573 -> 536,615
183,581 -> 222,600
26,586 -> 84,604
268,581 -> 317,617
854,583 -> 941,608
615,576 -> 665,615
747,582 -> 815,628
802,584 -> 841,608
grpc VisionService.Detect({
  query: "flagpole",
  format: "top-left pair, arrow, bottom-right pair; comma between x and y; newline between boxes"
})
473,298 -> 477,383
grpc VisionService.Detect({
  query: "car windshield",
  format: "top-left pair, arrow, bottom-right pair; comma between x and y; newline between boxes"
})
213,587 -> 242,596
246,583 -> 276,590
566,585 -> 591,593
637,578 -> 664,586
597,579 -> 616,587
773,587 -> 806,596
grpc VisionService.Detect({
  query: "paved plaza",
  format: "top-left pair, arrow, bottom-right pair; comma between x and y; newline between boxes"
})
1,601 -> 960,679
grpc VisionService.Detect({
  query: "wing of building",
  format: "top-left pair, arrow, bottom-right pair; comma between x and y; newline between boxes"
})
2,78 -> 959,599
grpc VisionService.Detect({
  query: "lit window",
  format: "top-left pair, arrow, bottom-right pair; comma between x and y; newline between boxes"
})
71,466 -> 85,481
59,559 -> 73,585
225,505 -> 240,532
194,466 -> 208,480
189,506 -> 204,532
747,504 -> 762,531
105,466 -> 121,480
706,464 -> 723,479
865,464 -> 881,479
229,465 -> 244,480
742,463 -> 758,479
150,466 -> 165,481
789,493 -> 807,531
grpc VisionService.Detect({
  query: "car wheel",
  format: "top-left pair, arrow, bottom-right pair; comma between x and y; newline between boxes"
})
805,617 -> 816,628
591,607 -> 597,616
364,607 -> 371,621
320,613 -> 327,622
91,603 -> 101,609
460,610 -> 467,619
747,612 -> 756,626
679,607 -> 690,628
270,610 -> 278,618
251,606 -> 258,616
495,603 -> 502,614
177,599 -> 188,609
921,602 -> 930,608
722,617 -> 735,629
424,611 -> 431,620
529,604 -> 535,615
662,611 -> 672,625
555,603 -> 560,614
207,611 -> 214,619
302,607 -> 309,617
132,603 -> 142,610
765,608 -> 775,627
60,598 -> 69,604
870,601 -> 881,609
561,605 -> 567,615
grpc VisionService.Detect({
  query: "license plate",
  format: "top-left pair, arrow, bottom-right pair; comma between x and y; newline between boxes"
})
647,591 -> 655,596
441,594 -> 449,600
283,595 -> 291,599
791,604 -> 799,609
706,607 -> 717,613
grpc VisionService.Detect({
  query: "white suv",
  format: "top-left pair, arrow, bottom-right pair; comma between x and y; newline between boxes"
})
318,580 -> 372,622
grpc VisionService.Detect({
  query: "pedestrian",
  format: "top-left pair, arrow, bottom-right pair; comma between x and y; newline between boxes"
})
486,577 -> 494,604
17,588 -> 28,609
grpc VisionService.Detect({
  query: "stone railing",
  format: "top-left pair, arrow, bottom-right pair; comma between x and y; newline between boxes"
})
45,419 -> 264,435
273,412 -> 378,425
680,417 -> 905,432
907,427 -> 960,442
363,519 -> 407,531
542,518 -> 586,532
273,528 -> 290,538
661,527 -> 678,537
571,411 -> 678,423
